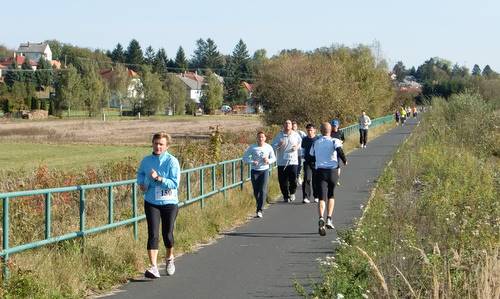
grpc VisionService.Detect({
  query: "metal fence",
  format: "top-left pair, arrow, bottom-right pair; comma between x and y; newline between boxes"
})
0,114 -> 394,279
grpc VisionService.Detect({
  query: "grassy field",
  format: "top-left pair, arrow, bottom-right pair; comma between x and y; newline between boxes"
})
302,93 -> 499,298
0,143 -> 150,171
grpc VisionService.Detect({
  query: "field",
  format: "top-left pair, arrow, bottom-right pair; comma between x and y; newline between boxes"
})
0,114 -> 262,145
0,115 -> 263,172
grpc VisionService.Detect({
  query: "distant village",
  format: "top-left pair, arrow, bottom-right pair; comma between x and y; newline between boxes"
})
0,41 -> 262,119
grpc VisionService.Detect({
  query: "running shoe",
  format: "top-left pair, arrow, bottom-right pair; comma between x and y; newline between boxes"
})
326,218 -> 334,229
314,198 -> 319,203
166,258 -> 175,276
256,211 -> 263,218
145,265 -> 160,279
318,218 -> 326,236
303,198 -> 310,204
290,194 -> 296,202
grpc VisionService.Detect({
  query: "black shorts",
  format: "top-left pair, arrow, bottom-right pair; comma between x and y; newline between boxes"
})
313,168 -> 339,200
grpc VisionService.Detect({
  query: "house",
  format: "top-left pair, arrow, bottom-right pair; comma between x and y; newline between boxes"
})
100,68 -> 144,109
176,71 -> 205,104
176,71 -> 224,104
16,42 -> 52,62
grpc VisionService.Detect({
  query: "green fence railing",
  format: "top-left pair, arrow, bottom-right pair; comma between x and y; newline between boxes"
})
0,114 -> 394,279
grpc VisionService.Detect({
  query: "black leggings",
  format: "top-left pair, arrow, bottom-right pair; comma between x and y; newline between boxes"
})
359,129 -> 368,145
145,201 -> 178,250
277,165 -> 298,200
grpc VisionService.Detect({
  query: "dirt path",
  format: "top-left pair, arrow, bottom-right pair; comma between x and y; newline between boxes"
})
0,116 -> 262,145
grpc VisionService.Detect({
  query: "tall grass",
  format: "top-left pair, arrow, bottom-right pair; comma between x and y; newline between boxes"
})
304,92 -> 499,298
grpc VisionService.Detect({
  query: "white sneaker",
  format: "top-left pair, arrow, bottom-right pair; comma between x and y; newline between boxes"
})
290,194 -> 296,202
303,198 -> 310,204
145,265 -> 160,278
166,258 -> 175,276
314,198 -> 319,203
318,218 -> 326,236
256,211 -> 263,218
326,218 -> 334,229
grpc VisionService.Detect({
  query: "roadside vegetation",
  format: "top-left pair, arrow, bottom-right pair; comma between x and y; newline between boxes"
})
301,92 -> 499,298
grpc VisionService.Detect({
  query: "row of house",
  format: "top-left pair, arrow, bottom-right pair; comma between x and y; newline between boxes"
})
1,42 -> 258,114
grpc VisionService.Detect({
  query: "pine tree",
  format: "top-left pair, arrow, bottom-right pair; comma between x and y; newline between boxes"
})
144,46 -> 156,66
205,38 -> 222,71
482,65 -> 496,78
472,64 -> 482,76
174,46 -> 188,72
152,48 -> 168,79
226,39 -> 251,102
111,43 -> 126,62
126,39 -> 144,72
191,38 -> 207,69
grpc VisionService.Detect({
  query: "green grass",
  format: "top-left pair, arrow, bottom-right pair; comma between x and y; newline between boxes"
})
304,93 -> 499,298
0,142 -> 149,171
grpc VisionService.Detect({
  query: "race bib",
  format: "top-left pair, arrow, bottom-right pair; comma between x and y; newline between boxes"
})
155,186 -> 176,200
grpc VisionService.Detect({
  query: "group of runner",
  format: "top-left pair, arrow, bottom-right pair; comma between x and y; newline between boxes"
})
395,105 -> 418,125
243,111 -> 372,236
136,110 -> 372,278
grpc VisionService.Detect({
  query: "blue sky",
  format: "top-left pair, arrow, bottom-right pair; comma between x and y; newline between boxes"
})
1,0 -> 499,71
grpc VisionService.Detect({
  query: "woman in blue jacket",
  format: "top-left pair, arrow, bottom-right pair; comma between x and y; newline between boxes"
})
137,132 -> 180,278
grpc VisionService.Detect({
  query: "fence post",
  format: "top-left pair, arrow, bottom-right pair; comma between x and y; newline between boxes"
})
79,189 -> 86,250
132,183 -> 138,240
45,193 -> 51,239
200,169 -> 205,209
240,160 -> 244,191
108,186 -> 114,224
2,197 -> 10,280
222,163 -> 227,200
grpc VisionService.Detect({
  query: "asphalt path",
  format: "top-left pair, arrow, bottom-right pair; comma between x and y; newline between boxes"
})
104,118 -> 418,299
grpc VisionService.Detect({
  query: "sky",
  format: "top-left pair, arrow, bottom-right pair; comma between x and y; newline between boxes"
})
1,0 -> 499,72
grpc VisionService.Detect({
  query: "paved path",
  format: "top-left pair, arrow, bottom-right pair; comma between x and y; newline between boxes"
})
105,118 -> 418,299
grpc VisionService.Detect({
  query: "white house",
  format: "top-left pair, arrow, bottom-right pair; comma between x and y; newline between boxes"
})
16,42 -> 52,62
176,71 -> 224,104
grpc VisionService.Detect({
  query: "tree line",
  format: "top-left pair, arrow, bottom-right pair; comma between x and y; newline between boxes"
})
0,38 -> 263,116
392,58 -> 500,107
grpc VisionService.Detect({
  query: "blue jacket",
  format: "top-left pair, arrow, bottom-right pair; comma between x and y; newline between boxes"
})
137,151 -> 180,205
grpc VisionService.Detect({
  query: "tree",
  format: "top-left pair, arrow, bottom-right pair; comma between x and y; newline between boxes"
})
44,39 -> 63,60
106,64 -> 130,111
21,57 -> 34,83
204,38 -> 223,71
174,46 -> 188,72
54,65 -> 82,116
191,38 -> 207,69
392,61 -> 407,81
451,64 -> 469,78
140,67 -> 169,115
35,57 -> 53,88
201,72 -> 223,114
472,64 -> 482,76
80,62 -> 107,116
256,45 -> 393,125
126,39 -> 144,72
164,73 -> 187,115
10,82 -> 28,111
144,46 -> 156,65
251,49 -> 268,73
110,43 -> 126,62
482,65 -> 497,78
225,39 -> 251,102
152,48 -> 168,78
